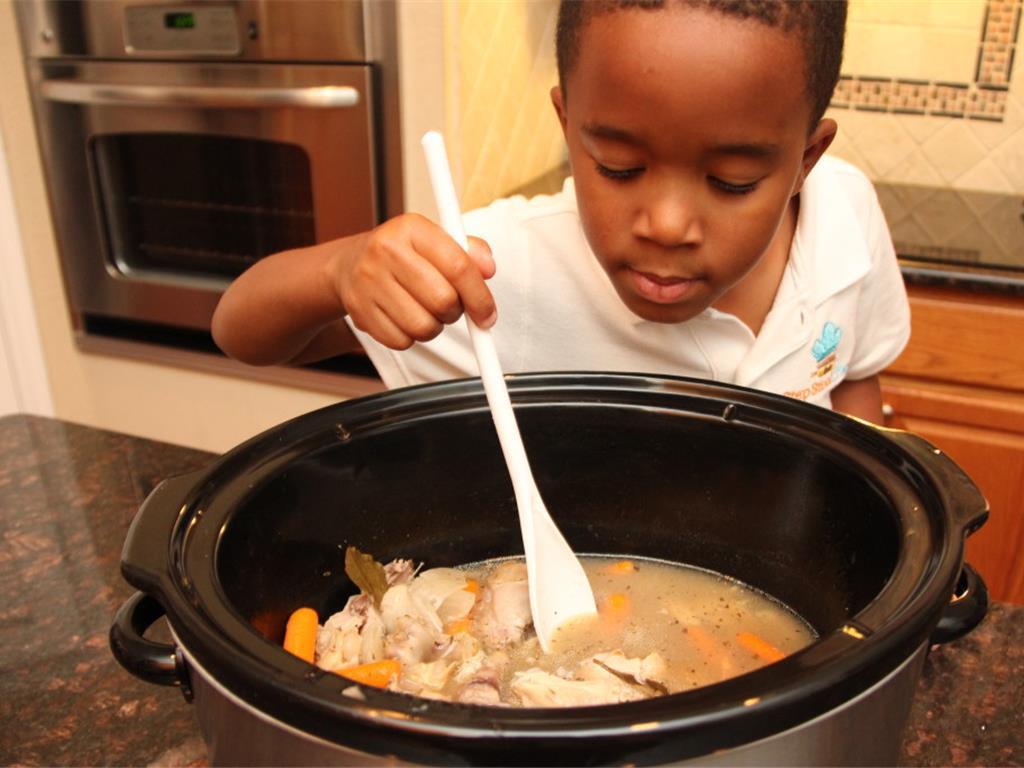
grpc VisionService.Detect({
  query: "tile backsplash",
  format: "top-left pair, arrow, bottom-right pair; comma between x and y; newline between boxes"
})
875,183 -> 1023,271
827,0 -> 1022,193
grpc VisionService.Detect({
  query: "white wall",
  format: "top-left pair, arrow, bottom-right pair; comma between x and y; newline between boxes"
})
0,119 -> 52,417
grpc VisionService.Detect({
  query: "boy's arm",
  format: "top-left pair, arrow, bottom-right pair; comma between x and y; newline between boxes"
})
212,236 -> 363,366
212,215 -> 496,367
830,375 -> 884,425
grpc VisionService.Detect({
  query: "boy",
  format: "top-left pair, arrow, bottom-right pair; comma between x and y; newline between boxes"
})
213,0 -> 909,424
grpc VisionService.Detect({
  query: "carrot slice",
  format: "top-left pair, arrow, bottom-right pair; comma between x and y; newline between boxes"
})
283,607 -> 318,663
464,578 -> 480,595
602,592 -> 631,617
685,625 -> 720,660
683,624 -> 740,680
445,617 -> 472,635
605,560 -> 636,575
736,631 -> 785,662
334,659 -> 401,688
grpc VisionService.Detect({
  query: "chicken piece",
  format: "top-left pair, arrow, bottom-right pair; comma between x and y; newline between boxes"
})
384,613 -> 440,667
380,584 -> 427,630
381,569 -> 476,635
315,594 -> 385,671
453,650 -> 509,706
511,651 -> 666,707
489,562 -> 531,626
395,658 -> 456,697
472,561 -> 532,648
458,679 -> 503,706
511,665 -> 647,707
453,650 -> 507,684
384,558 -> 416,586
378,567 -> 482,667
439,589 -> 476,626
452,650 -> 486,683
590,651 -> 671,694
438,630 -> 482,664
409,568 -> 476,625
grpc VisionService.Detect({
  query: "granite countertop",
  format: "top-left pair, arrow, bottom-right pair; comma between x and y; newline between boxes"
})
1,414 -> 1021,766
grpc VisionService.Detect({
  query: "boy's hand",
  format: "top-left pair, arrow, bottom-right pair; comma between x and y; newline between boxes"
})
331,213 -> 497,350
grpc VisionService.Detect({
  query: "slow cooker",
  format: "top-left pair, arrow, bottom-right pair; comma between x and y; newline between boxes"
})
110,373 -> 988,765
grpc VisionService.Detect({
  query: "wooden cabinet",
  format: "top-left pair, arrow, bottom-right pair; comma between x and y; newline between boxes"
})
881,284 -> 1024,604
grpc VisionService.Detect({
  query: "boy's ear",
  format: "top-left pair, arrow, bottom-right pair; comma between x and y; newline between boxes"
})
550,86 -> 568,133
793,118 -> 838,195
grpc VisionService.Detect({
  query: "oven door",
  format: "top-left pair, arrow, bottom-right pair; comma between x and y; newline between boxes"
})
29,60 -> 378,331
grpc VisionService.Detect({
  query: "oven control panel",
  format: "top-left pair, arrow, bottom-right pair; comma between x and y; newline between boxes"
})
123,5 -> 240,55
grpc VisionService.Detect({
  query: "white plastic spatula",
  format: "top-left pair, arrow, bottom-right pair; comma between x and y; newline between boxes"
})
421,131 -> 597,653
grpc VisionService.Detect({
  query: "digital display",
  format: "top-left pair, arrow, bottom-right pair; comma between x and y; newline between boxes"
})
164,12 -> 196,29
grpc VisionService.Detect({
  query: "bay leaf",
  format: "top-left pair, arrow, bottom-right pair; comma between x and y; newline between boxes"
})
344,546 -> 389,607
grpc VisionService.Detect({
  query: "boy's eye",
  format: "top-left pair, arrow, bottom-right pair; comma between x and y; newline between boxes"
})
709,176 -> 759,195
595,163 -> 644,181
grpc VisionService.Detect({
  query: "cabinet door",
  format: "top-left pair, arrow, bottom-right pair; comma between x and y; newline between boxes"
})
883,385 -> 1024,605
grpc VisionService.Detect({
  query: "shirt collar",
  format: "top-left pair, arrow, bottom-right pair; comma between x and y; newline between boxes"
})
794,156 -> 872,307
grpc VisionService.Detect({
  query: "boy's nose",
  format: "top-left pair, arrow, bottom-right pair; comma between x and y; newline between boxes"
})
634,192 -> 703,248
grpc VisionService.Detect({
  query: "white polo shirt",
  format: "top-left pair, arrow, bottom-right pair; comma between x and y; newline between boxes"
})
349,156 -> 910,410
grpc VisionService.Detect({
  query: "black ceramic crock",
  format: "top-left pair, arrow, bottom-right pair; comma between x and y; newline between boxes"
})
111,373 -> 988,765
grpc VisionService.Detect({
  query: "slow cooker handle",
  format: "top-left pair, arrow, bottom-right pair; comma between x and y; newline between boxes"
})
121,468 -> 208,592
882,430 -> 990,645
881,428 -> 989,534
109,591 -> 193,701
930,562 -> 989,645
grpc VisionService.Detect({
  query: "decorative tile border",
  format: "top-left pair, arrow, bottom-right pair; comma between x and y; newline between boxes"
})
831,0 -> 1021,121
893,241 -> 984,263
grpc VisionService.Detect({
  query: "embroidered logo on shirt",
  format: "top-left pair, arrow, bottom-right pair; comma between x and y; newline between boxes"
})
784,321 -> 848,401
812,321 -> 842,378
812,321 -> 842,362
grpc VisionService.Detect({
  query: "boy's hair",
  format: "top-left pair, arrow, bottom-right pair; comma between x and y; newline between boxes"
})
556,0 -> 848,129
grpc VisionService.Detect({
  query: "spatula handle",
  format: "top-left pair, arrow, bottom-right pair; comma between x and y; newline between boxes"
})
420,131 -> 537,528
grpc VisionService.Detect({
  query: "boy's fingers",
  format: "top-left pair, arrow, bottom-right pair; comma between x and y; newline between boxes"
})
467,237 -> 496,279
362,215 -> 495,331
359,303 -> 414,350
450,264 -> 497,329
412,230 -> 497,329
390,248 -> 464,325
374,279 -> 445,343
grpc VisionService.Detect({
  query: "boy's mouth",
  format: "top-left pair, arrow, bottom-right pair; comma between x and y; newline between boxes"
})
627,268 -> 700,304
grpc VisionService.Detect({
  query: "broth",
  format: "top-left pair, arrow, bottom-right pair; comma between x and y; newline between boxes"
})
506,556 -> 815,696
297,552 -> 815,707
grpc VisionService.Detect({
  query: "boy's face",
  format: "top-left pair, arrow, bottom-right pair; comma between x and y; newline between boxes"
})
552,7 -> 835,324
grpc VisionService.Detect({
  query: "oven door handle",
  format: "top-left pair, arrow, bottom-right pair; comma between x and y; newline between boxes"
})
39,80 -> 361,109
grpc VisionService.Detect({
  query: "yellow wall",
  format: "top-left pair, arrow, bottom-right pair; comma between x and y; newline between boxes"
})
447,0 -> 565,210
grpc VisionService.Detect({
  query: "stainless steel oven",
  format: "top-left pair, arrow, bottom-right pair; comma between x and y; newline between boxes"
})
16,0 -> 402,346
